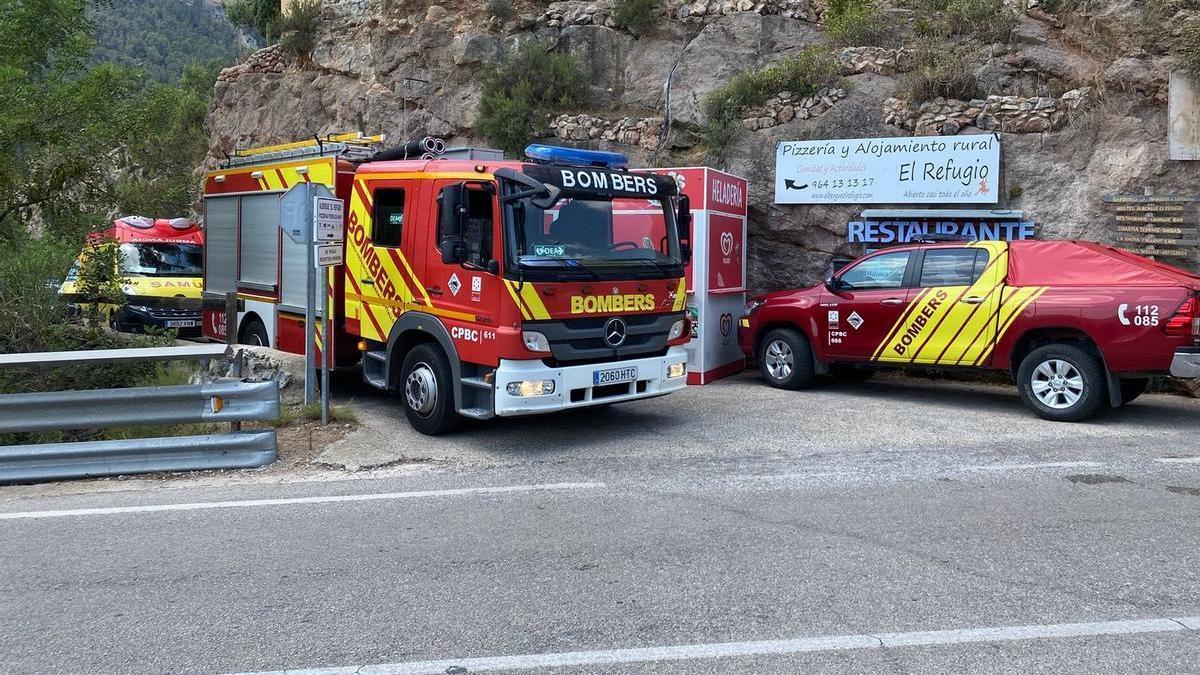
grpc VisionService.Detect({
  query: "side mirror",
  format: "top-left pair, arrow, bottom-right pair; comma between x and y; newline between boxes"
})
438,183 -> 466,264
825,276 -> 843,293
677,195 -> 692,265
486,259 -> 500,275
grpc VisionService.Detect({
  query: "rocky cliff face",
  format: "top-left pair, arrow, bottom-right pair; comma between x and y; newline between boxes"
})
206,0 -> 1200,290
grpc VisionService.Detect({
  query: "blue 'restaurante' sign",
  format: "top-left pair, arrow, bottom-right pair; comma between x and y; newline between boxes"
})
849,219 -> 1037,244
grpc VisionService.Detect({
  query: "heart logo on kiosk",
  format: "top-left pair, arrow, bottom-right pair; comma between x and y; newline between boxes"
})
719,313 -> 733,337
720,231 -> 734,256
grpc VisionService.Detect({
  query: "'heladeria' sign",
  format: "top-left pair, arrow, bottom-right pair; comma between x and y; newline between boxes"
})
774,135 -> 1001,205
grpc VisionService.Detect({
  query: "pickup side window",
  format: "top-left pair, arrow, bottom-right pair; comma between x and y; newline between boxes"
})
919,248 -> 988,287
838,251 -> 910,290
372,188 -> 406,248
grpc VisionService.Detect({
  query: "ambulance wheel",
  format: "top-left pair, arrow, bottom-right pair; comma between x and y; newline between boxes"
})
1017,344 -> 1106,422
1118,378 -> 1149,405
758,328 -> 815,390
239,319 -> 269,347
400,343 -> 461,436
830,364 -> 876,382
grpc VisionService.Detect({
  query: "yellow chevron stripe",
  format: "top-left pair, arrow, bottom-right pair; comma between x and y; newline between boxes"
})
518,282 -> 551,320
972,286 -> 1046,366
672,278 -> 687,312
504,280 -> 533,321
873,287 -> 931,361
911,251 -> 1008,363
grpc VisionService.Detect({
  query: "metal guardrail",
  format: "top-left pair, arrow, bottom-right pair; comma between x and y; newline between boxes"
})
0,345 -> 279,483
0,431 -> 278,483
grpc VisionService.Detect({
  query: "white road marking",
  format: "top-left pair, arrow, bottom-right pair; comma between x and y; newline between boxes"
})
962,461 -> 1104,472
1156,457 -> 1200,464
0,482 -> 604,521
230,615 -> 1200,675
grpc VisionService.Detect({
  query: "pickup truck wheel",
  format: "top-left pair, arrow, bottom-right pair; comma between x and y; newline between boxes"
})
1119,378 -> 1149,405
758,328 -> 815,390
1017,344 -> 1106,422
400,343 -> 461,436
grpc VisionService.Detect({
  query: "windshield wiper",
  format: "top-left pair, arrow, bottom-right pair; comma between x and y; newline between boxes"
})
624,257 -> 676,277
562,258 -> 603,280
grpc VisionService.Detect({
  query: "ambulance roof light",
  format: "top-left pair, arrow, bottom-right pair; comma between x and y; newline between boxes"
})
165,218 -> 192,231
119,216 -> 155,229
524,144 -> 628,170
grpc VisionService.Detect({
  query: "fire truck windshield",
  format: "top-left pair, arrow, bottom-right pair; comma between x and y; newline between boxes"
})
119,243 -> 202,277
506,193 -> 683,281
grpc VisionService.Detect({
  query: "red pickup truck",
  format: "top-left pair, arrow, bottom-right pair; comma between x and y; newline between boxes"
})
738,240 -> 1200,421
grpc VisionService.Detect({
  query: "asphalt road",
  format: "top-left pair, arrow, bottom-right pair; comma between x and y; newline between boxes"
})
2,374 -> 1199,673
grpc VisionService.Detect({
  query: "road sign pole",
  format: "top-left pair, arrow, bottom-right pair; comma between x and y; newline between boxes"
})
304,185 -> 316,406
321,266 -> 331,426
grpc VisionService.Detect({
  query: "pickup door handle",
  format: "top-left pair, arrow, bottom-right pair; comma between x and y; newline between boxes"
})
880,298 -> 905,306
360,278 -> 375,286
961,296 -> 985,304
426,285 -> 443,296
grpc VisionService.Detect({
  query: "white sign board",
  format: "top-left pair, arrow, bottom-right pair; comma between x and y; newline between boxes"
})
775,135 -> 1000,205
314,196 -> 345,241
315,243 -> 344,267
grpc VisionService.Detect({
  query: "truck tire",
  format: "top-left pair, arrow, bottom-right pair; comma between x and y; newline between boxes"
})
830,364 -> 875,382
1017,344 -> 1107,422
240,319 -> 269,347
1119,378 -> 1149,405
400,342 -> 461,435
758,328 -> 815,390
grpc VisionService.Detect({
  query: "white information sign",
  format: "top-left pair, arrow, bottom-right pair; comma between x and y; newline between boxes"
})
314,196 -> 345,241
775,135 -> 1000,205
315,243 -> 344,267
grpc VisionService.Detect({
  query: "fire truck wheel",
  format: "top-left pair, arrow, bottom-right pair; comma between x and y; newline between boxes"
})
758,328 -> 815,390
239,320 -> 269,347
1017,344 -> 1106,422
1118,378 -> 1149,405
400,343 -> 461,435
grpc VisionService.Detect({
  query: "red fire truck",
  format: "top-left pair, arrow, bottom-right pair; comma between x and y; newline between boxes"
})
202,136 -> 691,433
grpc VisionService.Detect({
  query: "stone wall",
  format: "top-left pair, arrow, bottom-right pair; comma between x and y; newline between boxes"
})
883,88 -> 1095,136
216,45 -> 286,83
549,114 -> 665,150
539,0 -> 819,27
741,86 -> 845,131
839,47 -> 914,76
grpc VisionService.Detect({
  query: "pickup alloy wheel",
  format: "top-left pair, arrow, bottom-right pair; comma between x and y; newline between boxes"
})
1017,344 -> 1106,422
758,328 -> 815,390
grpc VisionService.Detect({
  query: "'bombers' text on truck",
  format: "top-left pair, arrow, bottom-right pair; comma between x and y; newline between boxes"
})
202,137 -> 691,434
738,240 -> 1200,421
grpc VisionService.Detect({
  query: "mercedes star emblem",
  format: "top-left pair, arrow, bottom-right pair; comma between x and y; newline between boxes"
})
604,317 -> 627,347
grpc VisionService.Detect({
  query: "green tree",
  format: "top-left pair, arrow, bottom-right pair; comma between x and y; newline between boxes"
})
224,0 -> 281,44
0,0 -> 146,242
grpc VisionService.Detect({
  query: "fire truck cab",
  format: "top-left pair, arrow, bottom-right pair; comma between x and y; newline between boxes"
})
203,137 -> 691,434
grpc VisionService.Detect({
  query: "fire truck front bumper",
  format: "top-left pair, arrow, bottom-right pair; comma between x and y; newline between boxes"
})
493,346 -> 688,416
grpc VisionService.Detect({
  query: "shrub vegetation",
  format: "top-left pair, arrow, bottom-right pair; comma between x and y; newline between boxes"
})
613,0 -> 662,34
823,0 -> 893,47
476,43 -> 589,155
702,48 -> 841,159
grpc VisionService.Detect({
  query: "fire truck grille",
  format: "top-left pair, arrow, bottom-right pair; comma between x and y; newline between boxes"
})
527,312 -> 683,366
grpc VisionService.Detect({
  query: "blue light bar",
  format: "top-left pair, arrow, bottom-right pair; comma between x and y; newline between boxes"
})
524,144 -> 629,169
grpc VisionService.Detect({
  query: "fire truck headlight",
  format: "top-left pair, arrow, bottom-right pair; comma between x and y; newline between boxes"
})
668,319 -> 685,341
506,380 -> 556,397
522,331 -> 551,353
667,362 -> 687,379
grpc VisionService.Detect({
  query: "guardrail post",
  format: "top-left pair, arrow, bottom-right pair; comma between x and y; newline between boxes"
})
230,348 -> 244,433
